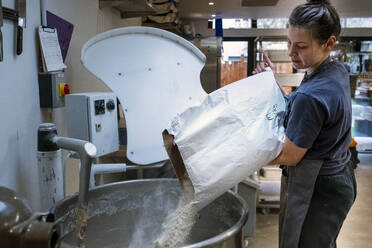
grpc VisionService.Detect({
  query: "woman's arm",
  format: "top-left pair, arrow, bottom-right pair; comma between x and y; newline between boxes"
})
269,135 -> 307,166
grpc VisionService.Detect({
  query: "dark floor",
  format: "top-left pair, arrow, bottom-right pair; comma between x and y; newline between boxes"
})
246,153 -> 372,248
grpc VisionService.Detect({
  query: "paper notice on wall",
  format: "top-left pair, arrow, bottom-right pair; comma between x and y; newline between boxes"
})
38,26 -> 67,72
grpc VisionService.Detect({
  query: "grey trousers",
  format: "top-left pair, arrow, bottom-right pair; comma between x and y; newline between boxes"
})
298,161 -> 357,248
279,160 -> 356,248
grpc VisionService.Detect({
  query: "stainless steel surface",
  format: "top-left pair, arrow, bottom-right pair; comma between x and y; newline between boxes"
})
192,37 -> 222,94
39,122 -> 58,132
54,179 -> 248,248
0,187 -> 60,248
125,160 -> 167,170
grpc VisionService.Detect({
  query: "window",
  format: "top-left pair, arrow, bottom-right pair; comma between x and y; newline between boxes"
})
340,18 -> 347,28
211,17 -> 372,29
361,41 -> 372,52
259,41 -> 288,51
345,17 -> 372,28
222,41 -> 248,61
222,18 -> 251,29
221,41 -> 248,87
257,18 -> 288,29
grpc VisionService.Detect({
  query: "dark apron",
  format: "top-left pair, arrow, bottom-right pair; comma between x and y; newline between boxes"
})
279,159 -> 323,248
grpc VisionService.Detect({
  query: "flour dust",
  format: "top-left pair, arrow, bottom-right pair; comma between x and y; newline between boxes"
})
154,179 -> 198,248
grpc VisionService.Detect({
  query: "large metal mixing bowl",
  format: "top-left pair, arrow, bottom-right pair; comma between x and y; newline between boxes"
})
54,179 -> 248,248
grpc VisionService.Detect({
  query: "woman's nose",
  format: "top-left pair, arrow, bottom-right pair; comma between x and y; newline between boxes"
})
287,44 -> 296,57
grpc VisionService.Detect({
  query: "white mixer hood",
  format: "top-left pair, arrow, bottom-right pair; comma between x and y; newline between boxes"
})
81,27 -> 207,164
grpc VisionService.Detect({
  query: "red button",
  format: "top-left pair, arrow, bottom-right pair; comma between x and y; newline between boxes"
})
64,84 -> 70,95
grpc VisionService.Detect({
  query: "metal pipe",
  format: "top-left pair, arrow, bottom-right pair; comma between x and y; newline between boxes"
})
125,161 -> 167,170
51,136 -> 96,246
52,136 -> 97,209
62,152 -> 73,198
38,123 -> 97,246
37,149 -> 63,211
89,161 -> 167,187
92,163 -> 127,175
90,163 -> 127,187
40,0 -> 46,26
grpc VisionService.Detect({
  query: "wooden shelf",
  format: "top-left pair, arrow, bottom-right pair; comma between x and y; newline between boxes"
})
99,0 -> 156,18
266,50 -> 291,63
274,73 -> 304,87
350,74 -> 372,84
347,51 -> 372,55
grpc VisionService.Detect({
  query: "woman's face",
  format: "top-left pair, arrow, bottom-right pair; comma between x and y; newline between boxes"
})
287,26 -> 332,74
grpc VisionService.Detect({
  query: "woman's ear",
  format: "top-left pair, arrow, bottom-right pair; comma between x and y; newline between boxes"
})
324,35 -> 336,52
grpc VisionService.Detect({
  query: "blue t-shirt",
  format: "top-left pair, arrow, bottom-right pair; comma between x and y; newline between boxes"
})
284,58 -> 352,175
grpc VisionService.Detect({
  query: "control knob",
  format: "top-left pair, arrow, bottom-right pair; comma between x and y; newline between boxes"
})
106,100 -> 115,111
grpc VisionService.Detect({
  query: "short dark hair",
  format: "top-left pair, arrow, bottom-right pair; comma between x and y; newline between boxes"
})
289,0 -> 341,44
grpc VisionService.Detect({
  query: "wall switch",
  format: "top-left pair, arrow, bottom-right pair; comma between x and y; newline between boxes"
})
38,72 -> 69,108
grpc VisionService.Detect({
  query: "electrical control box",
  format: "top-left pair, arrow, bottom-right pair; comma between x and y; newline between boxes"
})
38,72 -> 70,108
65,92 -> 119,157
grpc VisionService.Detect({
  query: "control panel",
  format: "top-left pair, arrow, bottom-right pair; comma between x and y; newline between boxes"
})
95,99 -> 105,115
38,71 -> 71,108
65,92 -> 119,156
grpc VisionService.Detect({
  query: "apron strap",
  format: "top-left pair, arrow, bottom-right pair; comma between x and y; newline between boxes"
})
279,159 -> 323,248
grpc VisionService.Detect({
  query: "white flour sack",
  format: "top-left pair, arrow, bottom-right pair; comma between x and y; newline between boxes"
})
166,70 -> 286,209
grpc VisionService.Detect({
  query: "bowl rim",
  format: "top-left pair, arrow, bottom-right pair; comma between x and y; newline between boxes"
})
55,178 -> 249,248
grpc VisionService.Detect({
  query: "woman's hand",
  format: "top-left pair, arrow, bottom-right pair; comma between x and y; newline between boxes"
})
252,54 -> 288,96
252,54 -> 275,74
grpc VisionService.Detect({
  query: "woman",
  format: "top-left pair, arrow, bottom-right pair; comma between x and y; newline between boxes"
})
253,0 -> 357,247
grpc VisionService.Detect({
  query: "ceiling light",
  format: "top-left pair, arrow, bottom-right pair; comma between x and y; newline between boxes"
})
211,14 -> 216,17
209,2 -> 215,6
